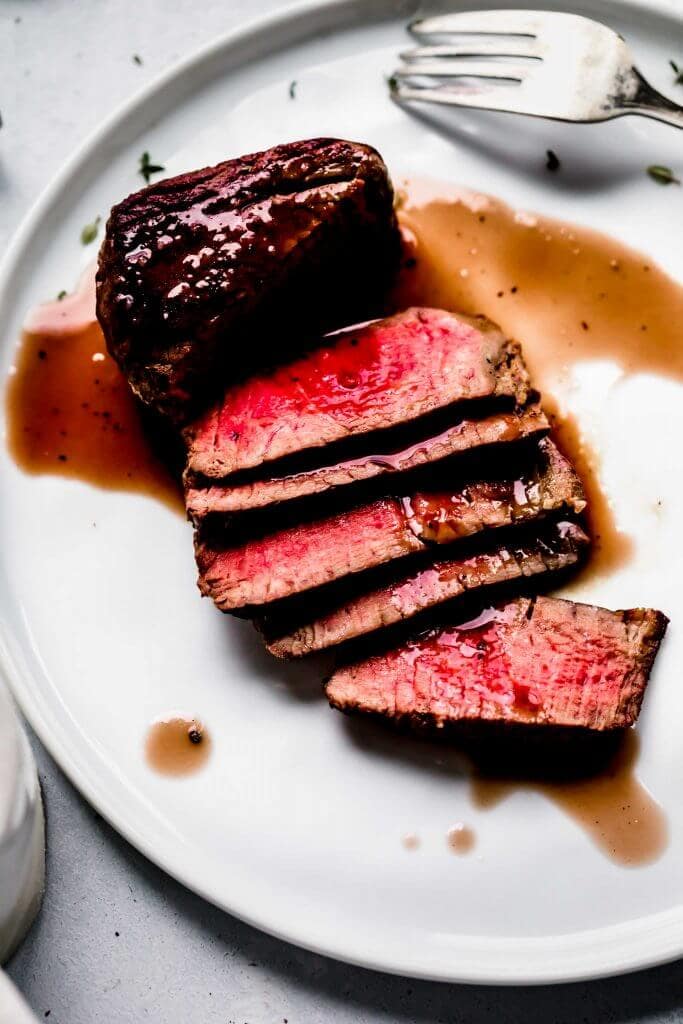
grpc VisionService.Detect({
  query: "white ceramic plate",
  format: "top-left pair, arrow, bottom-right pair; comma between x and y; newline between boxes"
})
1,0 -> 682,986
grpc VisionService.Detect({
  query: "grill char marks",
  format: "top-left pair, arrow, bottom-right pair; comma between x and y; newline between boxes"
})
96,138 -> 401,420
184,307 -> 530,480
326,596 -> 668,733
263,521 -> 589,658
194,439 -> 585,613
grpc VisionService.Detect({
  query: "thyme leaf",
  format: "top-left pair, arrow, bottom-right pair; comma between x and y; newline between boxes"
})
139,151 -> 165,184
80,216 -> 101,245
647,164 -> 680,186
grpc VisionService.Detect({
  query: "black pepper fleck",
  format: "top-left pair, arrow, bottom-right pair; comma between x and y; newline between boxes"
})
188,725 -> 202,744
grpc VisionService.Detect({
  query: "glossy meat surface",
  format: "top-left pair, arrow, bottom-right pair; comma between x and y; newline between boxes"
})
97,138 -> 401,418
185,405 -> 549,520
326,596 -> 668,731
185,307 -> 529,478
195,440 -> 584,611
266,521 -> 589,657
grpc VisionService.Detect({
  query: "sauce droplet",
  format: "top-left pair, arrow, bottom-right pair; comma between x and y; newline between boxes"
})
447,823 -> 476,855
471,730 -> 667,867
6,268 -> 182,511
402,833 -> 420,851
145,716 -> 212,776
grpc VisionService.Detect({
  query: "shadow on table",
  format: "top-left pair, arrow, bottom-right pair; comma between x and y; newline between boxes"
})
390,101 -> 672,195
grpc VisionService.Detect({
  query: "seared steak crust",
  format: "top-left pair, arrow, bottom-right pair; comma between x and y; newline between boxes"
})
97,138 -> 401,419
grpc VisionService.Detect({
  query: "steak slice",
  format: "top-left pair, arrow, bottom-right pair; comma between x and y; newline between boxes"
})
96,138 -> 401,419
185,307 -> 530,480
195,439 -> 585,612
326,596 -> 668,732
265,521 -> 589,658
185,404 -> 549,521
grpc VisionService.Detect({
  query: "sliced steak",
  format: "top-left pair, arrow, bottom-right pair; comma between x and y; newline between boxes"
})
326,596 -> 668,732
265,521 -> 589,658
197,496 -> 423,611
96,138 -> 401,419
403,438 -> 584,545
185,307 -> 530,480
195,439 -> 585,612
185,404 -> 549,522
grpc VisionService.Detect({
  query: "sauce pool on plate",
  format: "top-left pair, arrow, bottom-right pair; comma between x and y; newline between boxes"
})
394,179 -> 683,579
145,716 -> 212,776
6,182 -> 676,860
6,267 -> 181,511
9,180 -> 683,579
447,823 -> 476,855
471,730 -> 667,867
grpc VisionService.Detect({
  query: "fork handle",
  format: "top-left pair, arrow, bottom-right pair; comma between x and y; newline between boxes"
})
616,67 -> 683,129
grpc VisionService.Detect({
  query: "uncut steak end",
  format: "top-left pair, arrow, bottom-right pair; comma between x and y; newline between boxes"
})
97,138 -> 401,419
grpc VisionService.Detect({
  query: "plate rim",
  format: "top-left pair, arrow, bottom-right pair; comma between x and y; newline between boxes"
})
1,0 -> 682,986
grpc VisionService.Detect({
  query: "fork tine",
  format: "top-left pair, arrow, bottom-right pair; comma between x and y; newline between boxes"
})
395,60 -> 532,81
401,41 -> 541,60
410,9 -> 545,38
390,78 -> 535,114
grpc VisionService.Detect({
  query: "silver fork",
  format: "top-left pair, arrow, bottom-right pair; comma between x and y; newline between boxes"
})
390,9 -> 683,128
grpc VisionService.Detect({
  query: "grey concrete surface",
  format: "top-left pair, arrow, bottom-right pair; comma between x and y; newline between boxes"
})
2,1 -> 683,1021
